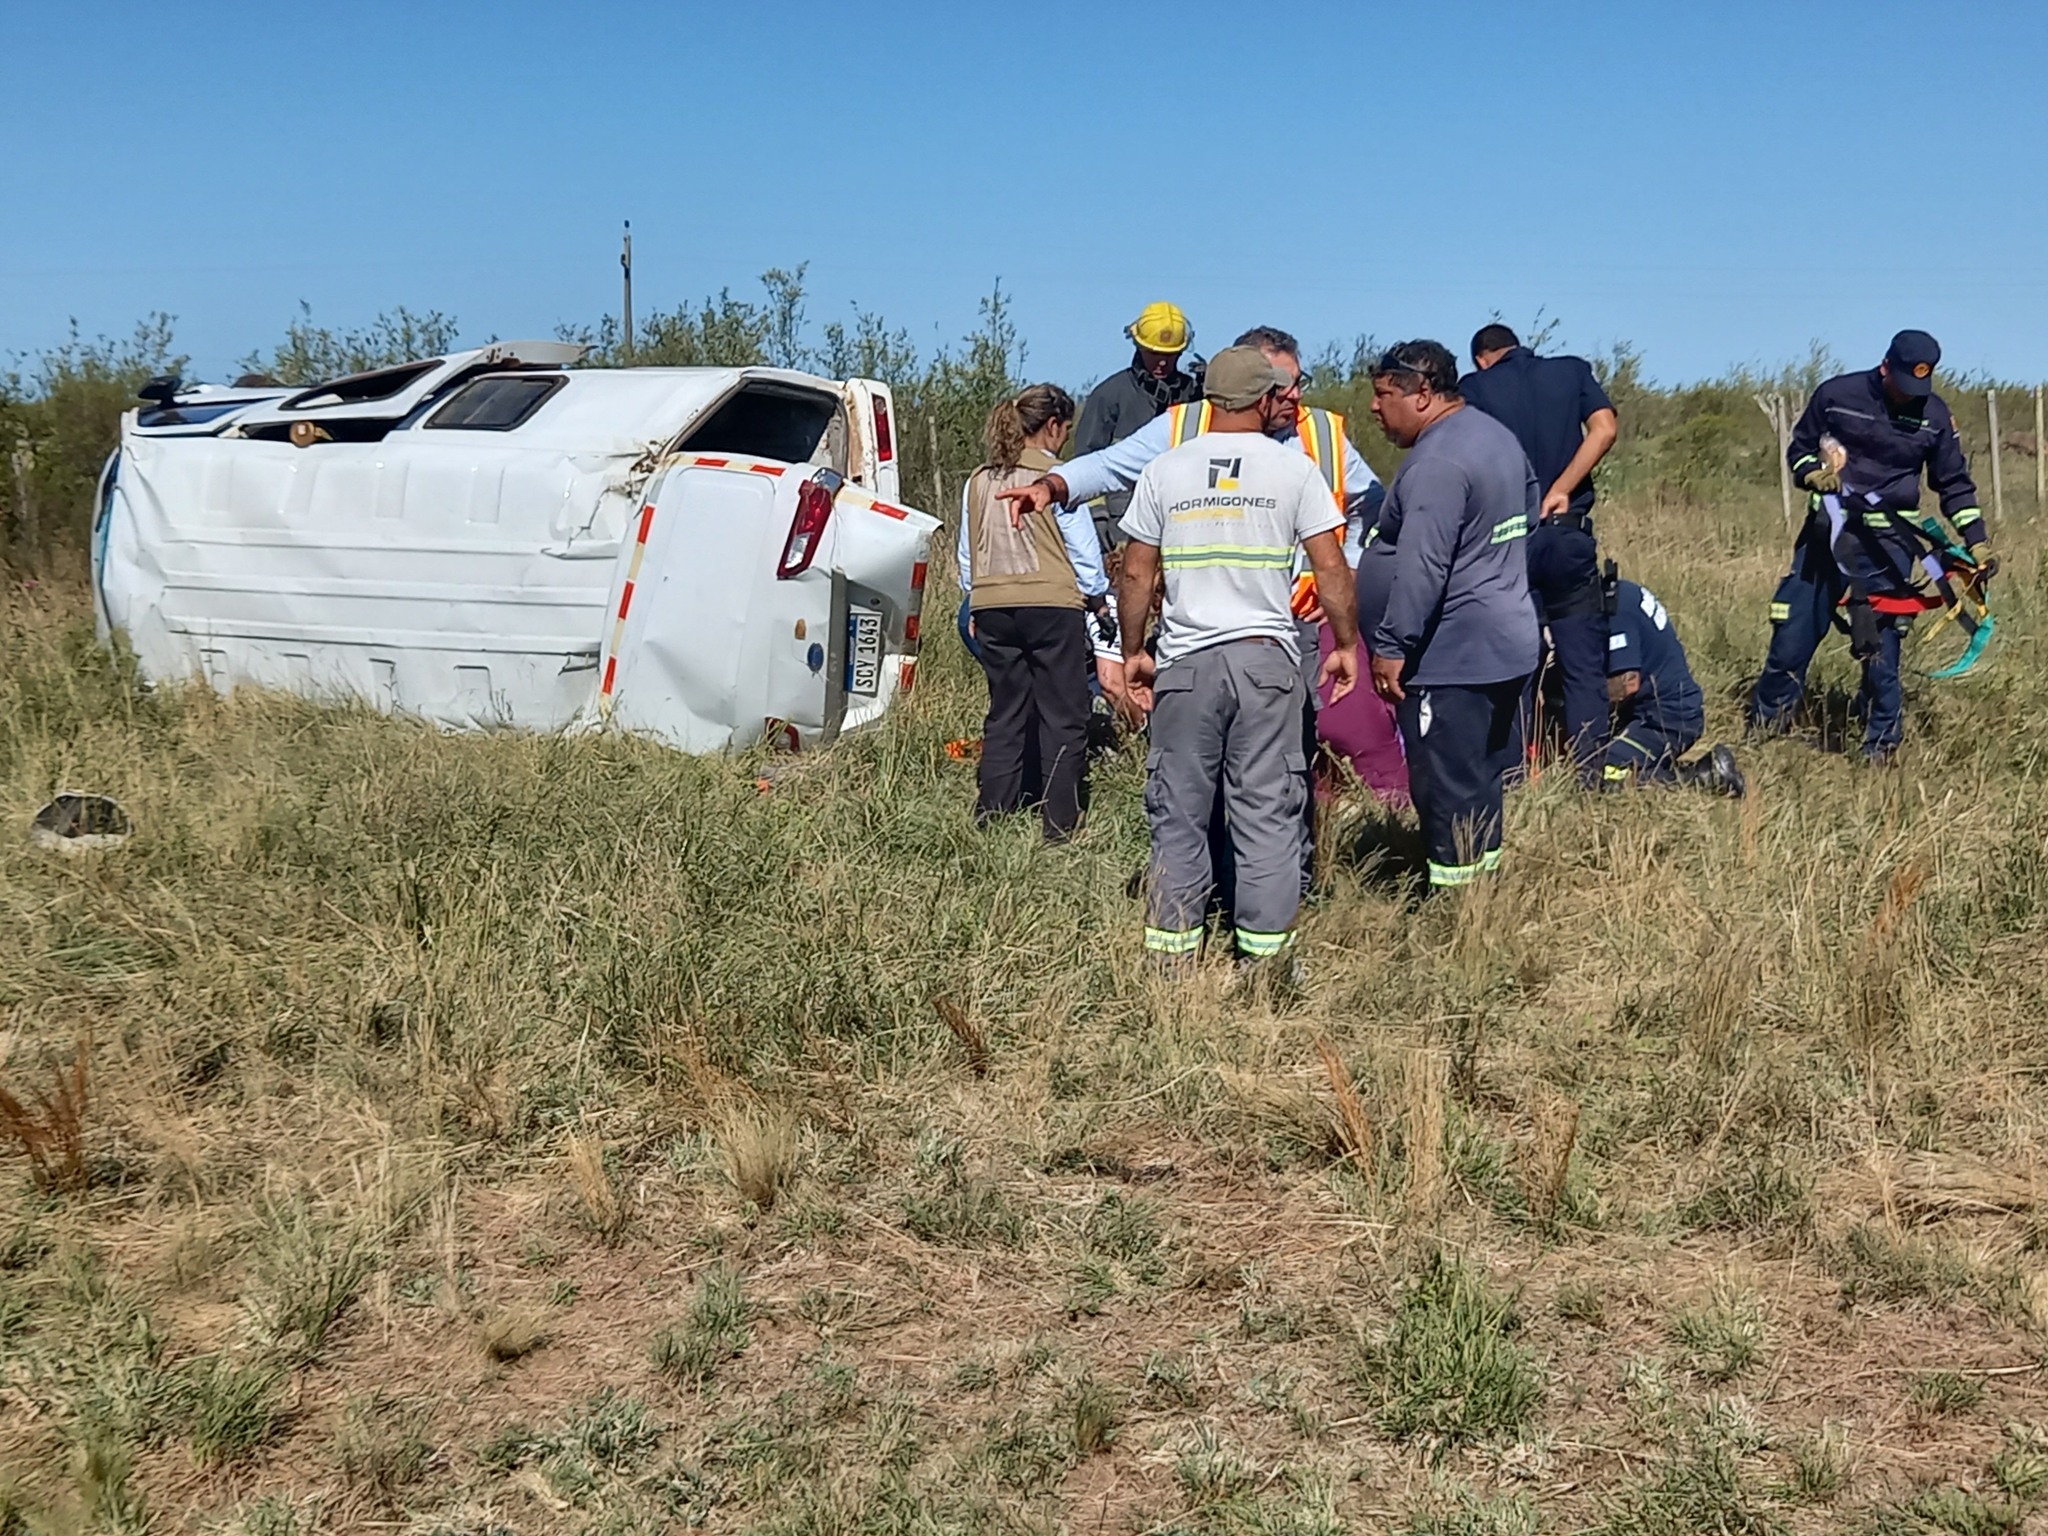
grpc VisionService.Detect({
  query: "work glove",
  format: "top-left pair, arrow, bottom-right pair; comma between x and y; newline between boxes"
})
1802,463 -> 1841,495
1969,538 -> 1998,583
1845,598 -> 1881,661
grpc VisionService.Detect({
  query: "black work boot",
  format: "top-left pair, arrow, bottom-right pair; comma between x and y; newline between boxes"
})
1677,743 -> 1746,798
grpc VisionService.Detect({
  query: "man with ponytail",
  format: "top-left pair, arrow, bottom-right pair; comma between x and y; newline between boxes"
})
957,385 -> 1111,841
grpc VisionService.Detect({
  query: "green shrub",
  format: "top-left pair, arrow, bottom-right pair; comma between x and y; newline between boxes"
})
1355,1252 -> 1545,1452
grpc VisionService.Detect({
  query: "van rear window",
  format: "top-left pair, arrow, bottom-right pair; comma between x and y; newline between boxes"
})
424,375 -> 566,431
676,383 -> 844,469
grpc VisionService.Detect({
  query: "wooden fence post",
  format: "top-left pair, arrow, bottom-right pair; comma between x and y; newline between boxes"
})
9,447 -> 33,567
1988,389 -> 2005,526
2035,383 -> 2044,514
927,416 -> 945,523
1753,392 -> 1793,528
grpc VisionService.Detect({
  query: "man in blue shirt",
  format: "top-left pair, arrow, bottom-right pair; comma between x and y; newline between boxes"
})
1747,330 -> 1991,762
1460,325 -> 1619,786
1604,577 -> 1744,795
1365,341 -> 1541,891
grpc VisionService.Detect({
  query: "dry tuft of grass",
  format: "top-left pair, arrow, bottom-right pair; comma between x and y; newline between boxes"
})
477,1304 -> 552,1363
1316,1035 -> 1375,1179
1518,1086 -> 1581,1228
932,994 -> 989,1078
0,1037 -> 90,1192
1848,859 -> 1929,1055
1401,1047 -> 1448,1228
563,1132 -> 625,1242
717,1102 -> 799,1213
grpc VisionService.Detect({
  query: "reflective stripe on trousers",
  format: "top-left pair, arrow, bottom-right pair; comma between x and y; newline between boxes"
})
1143,641 -> 1309,953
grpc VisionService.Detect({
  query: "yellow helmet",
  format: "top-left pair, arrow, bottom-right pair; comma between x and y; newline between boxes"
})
1126,301 -> 1192,355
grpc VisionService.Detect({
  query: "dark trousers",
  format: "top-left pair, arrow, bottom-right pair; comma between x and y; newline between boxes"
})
1748,537 -> 1904,756
1606,709 -> 1703,783
1400,679 -> 1524,888
1517,518 -> 1609,781
974,605 -> 1092,839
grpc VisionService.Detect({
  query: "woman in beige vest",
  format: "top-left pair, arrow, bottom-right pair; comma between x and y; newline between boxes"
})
957,385 -> 1111,841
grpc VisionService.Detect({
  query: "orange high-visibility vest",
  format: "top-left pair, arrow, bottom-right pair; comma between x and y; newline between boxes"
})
1166,402 -> 1350,617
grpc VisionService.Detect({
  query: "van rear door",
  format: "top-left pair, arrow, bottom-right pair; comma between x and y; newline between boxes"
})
843,380 -> 901,504
594,457 -> 937,751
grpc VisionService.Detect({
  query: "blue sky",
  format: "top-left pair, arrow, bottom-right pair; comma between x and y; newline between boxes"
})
5,0 -> 2046,386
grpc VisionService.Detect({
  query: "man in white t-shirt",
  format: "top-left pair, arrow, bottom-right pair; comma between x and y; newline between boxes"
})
1117,347 -> 1360,972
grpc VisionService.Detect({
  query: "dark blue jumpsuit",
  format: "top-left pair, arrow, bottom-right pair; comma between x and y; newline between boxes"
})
1747,369 -> 1986,757
1460,348 -> 1614,784
1605,580 -> 1704,782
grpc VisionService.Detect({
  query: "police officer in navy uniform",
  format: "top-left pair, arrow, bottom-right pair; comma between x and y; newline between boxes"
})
1460,325 -> 1620,785
1747,330 -> 1992,762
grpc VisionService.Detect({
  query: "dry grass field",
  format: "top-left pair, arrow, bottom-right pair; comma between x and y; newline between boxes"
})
1,478 -> 2046,1535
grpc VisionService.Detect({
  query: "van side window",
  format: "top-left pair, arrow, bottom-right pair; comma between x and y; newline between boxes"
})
282,361 -> 440,411
136,400 -> 257,428
425,375 -> 567,432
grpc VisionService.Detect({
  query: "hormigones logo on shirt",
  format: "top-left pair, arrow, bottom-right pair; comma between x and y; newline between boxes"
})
1207,457 -> 1241,491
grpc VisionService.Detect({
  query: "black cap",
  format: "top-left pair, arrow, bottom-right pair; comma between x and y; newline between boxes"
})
1884,329 -> 1941,397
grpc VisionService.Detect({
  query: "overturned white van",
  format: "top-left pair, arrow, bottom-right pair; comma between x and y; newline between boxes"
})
93,344 -> 938,752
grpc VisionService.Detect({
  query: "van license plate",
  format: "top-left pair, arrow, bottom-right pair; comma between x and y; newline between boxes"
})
846,608 -> 883,695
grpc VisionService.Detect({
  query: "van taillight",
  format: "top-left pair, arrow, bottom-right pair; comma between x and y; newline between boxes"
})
777,476 -> 835,579
872,396 -> 894,462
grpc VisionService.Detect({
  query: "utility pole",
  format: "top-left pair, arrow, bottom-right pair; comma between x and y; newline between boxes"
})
620,221 -> 634,363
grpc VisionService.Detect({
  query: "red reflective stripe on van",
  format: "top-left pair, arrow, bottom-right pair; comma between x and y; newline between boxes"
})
748,463 -> 785,477
899,660 -> 917,693
867,500 -> 908,520
911,561 -> 928,591
617,582 -> 636,620
693,456 -> 728,469
636,504 -> 656,543
601,656 -> 618,695
904,613 -> 920,643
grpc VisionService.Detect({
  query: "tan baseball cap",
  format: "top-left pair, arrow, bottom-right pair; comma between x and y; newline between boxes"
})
1202,345 -> 1289,410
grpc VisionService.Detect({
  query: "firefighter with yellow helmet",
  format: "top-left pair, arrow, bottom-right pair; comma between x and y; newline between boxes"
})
1073,302 -> 1207,547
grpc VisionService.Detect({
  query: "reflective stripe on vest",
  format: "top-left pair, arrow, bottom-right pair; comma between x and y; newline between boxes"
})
1295,406 -> 1347,512
1166,400 -> 1212,446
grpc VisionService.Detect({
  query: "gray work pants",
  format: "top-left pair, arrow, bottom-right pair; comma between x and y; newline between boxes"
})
1144,639 -> 1309,959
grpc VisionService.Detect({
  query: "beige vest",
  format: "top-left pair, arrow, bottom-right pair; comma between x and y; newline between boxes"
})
964,445 -> 1083,611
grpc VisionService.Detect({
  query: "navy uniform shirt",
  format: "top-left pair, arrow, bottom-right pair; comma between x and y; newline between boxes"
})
1364,405 -> 1542,688
1459,348 -> 1614,517
1787,368 -> 1986,586
1607,579 -> 1703,731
